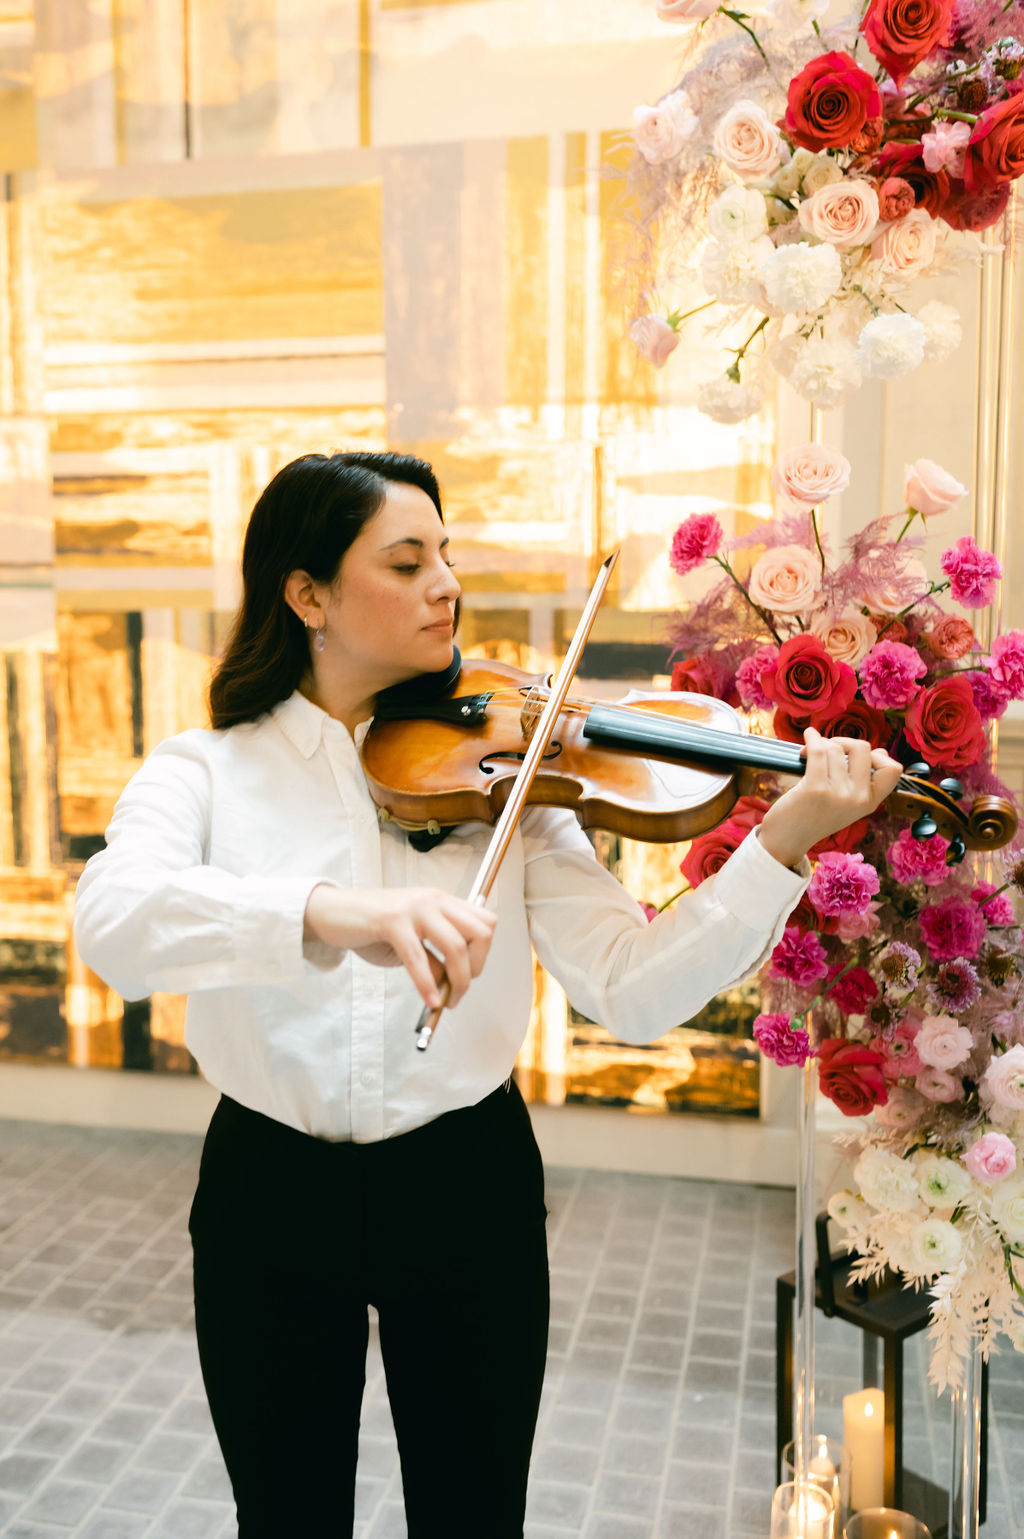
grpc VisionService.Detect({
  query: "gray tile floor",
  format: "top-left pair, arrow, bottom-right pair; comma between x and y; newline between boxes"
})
0,1117 -> 1019,1538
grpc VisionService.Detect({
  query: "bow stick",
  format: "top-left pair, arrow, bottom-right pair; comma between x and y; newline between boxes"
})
414,549 -> 620,1051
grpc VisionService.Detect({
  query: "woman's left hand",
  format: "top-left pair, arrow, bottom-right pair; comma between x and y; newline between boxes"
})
756,728 -> 904,870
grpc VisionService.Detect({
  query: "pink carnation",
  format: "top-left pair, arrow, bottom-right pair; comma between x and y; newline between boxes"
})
916,1066 -> 962,1103
753,1012 -> 815,1066
836,902 -> 881,941
871,1023 -> 921,1079
670,514 -> 723,577
972,881 -> 1015,928
918,896 -> 989,960
826,964 -> 878,1015
735,646 -> 779,711
769,926 -> 830,987
989,630 -> 1024,698
939,535 -> 1003,609
915,1013 -> 974,1070
963,1131 -> 1017,1184
886,826 -> 951,886
966,669 -> 1011,722
807,851 -> 881,917
858,640 -> 928,710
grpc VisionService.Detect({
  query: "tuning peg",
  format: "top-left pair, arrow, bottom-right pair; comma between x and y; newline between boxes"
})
946,834 -> 967,865
906,761 -> 931,779
911,813 -> 938,840
938,777 -> 964,801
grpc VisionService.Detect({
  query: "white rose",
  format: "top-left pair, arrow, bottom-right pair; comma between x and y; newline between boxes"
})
771,442 -> 851,507
701,235 -> 776,306
915,1154 -> 973,1209
857,312 -> 927,379
991,1173 -> 1024,1244
633,90 -> 699,165
981,1044 -> 1024,1112
909,1217 -> 964,1273
904,458 -> 966,517
629,315 -> 681,368
788,336 -> 862,408
713,100 -> 784,182
761,241 -> 842,314
798,179 -> 880,250
708,185 -> 769,242
916,300 -> 962,363
802,154 -> 845,196
696,374 -> 762,423
855,1147 -> 922,1213
773,147 -> 815,199
871,208 -> 938,278
810,608 -> 877,667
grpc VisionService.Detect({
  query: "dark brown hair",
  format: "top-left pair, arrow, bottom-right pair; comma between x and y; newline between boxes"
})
208,450 -> 445,730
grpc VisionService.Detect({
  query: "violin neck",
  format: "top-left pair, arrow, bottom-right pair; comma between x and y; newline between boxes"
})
582,702 -> 807,778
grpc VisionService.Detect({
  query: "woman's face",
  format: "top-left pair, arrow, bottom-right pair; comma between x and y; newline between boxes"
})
317,480 -> 460,689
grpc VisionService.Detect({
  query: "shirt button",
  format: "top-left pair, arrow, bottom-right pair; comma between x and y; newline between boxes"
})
360,1068 -> 376,1089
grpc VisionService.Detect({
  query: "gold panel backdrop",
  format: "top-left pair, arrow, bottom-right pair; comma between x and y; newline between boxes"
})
0,0 -> 777,1115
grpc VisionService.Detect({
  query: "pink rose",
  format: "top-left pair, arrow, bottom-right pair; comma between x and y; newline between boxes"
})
980,1044 -> 1024,1111
712,99 -> 783,181
772,444 -> 852,509
914,1013 -> 974,1070
769,926 -> 830,987
858,639 -> 927,710
633,90 -> 698,164
989,630 -> 1024,698
656,0 -> 719,19
748,545 -> 822,615
922,121 -> 971,177
810,609 -> 876,667
916,1066 -> 962,1102
669,513 -> 723,575
861,555 -> 928,614
940,535 -> 1003,609
799,180 -> 880,249
735,646 -> 779,710
904,458 -> 966,517
963,1131 -> 1017,1184
886,825 -> 951,886
871,207 -> 938,277
630,316 -> 680,369
918,896 -> 988,960
808,851 -> 881,917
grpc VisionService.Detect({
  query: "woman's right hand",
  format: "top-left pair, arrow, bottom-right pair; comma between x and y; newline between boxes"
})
303,884 -> 497,1010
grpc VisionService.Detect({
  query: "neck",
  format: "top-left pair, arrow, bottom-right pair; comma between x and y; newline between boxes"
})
299,668 -> 379,736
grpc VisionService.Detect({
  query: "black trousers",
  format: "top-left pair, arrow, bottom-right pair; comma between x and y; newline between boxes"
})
189,1081 -> 550,1539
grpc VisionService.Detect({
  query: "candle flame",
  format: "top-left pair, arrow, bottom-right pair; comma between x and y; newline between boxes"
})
864,1402 -> 874,1417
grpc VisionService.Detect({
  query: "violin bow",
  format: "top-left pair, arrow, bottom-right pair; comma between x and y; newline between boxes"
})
414,549 -> 620,1051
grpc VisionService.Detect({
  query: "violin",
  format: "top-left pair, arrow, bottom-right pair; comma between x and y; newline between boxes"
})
361,658 -> 1019,860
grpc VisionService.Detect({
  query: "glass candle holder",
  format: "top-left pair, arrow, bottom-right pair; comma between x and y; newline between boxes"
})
844,1510 -> 932,1539
770,1480 -> 835,1539
782,1435 -> 851,1536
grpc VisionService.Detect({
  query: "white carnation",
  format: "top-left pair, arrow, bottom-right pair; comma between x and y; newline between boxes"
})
788,336 -> 862,407
696,374 -> 762,423
760,241 -> 842,314
909,1217 -> 964,1274
991,1173 -> 1024,1244
916,302 -> 962,363
708,185 -> 769,243
701,235 -> 775,306
857,312 -> 927,379
916,1154 -> 972,1209
855,1147 -> 922,1214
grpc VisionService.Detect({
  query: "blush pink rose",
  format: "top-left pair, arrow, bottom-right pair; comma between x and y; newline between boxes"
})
858,639 -> 927,710
799,179 -> 880,248
748,545 -> 822,614
939,535 -> 1003,609
712,99 -> 784,181
633,90 -> 698,164
914,1013 -> 974,1070
871,207 -> 938,277
630,316 -> 680,368
905,458 -> 966,516
810,609 -> 877,667
772,444 -> 852,508
963,1131 -> 1017,1183
980,1044 -> 1024,1111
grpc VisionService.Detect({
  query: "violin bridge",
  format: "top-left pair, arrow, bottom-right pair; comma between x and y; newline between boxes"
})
520,688 -> 546,742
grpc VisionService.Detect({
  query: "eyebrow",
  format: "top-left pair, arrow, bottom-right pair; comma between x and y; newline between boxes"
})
380,536 -> 450,552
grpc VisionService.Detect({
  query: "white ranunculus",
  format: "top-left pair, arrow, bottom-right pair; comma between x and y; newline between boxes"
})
788,336 -> 862,407
915,1154 -> 973,1209
990,1174 -> 1024,1244
633,89 -> 699,165
916,301 -> 963,363
980,1044 -> 1024,1111
855,1147 -> 922,1213
760,241 -> 842,314
696,374 -> 762,423
910,1217 -> 964,1273
708,185 -> 770,242
701,235 -> 776,306
857,312 -> 927,379
827,1190 -> 861,1229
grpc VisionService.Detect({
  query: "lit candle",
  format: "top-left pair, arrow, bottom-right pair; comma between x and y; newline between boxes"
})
843,1387 -> 885,1511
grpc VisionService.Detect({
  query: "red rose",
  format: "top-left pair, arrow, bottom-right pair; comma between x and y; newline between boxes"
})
904,675 -> 987,769
670,656 -> 717,696
942,177 -> 1012,231
761,635 -> 858,716
817,1037 -> 889,1116
729,794 -> 771,832
964,93 -> 1024,192
680,817 -> 748,888
788,891 -> 842,934
784,52 -> 882,151
771,708 -> 812,743
809,816 -> 872,858
874,145 -> 949,217
813,698 -> 891,750
861,0 -> 955,88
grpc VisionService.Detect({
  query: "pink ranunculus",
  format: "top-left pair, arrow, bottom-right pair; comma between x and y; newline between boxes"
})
963,1131 -> 1017,1183
972,881 -> 1016,928
918,896 -> 989,960
735,646 -> 779,711
980,1044 -> 1024,1111
836,901 -> 882,942
914,1013 -> 974,1070
872,1023 -> 921,1078
772,444 -> 852,508
922,120 -> 971,177
753,1012 -> 815,1067
886,825 -> 951,887
905,458 -> 966,516
916,1066 -> 962,1102
747,545 -> 822,615
630,316 -> 680,369
808,851 -> 881,918
769,926 -> 830,987
874,1086 -> 927,1127
967,669 -> 1011,722
858,640 -> 928,710
669,513 -> 723,576
826,964 -> 878,1016
940,535 -> 1003,609
989,629 -> 1024,699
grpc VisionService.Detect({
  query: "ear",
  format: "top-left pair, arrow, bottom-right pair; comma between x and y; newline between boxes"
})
283,570 -> 321,624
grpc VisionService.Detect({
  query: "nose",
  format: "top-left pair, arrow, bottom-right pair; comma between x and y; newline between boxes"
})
431,557 -> 460,603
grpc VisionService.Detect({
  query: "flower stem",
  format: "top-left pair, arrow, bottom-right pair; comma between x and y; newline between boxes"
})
719,8 -> 769,65
896,507 -> 918,542
712,554 -> 785,646
666,299 -> 717,330
935,109 -> 980,124
811,509 -> 826,574
1005,1245 -> 1024,1303
657,885 -> 690,913
978,882 -> 1011,909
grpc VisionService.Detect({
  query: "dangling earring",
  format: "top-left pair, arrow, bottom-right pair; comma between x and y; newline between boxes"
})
313,627 -> 325,654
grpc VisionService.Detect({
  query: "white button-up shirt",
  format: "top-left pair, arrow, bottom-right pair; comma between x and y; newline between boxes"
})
73,689 -> 810,1142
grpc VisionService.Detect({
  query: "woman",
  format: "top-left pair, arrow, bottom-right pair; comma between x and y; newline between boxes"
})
73,450 -> 903,1538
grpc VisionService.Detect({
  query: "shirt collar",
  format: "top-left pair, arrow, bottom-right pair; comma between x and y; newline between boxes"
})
270,691 -> 372,758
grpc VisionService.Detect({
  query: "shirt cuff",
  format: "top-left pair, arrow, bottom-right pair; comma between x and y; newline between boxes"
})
711,826 -> 811,934
232,876 -> 344,980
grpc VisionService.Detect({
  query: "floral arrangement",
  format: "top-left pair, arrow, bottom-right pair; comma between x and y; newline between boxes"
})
628,0 -> 1024,421
659,446 -> 1024,1387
